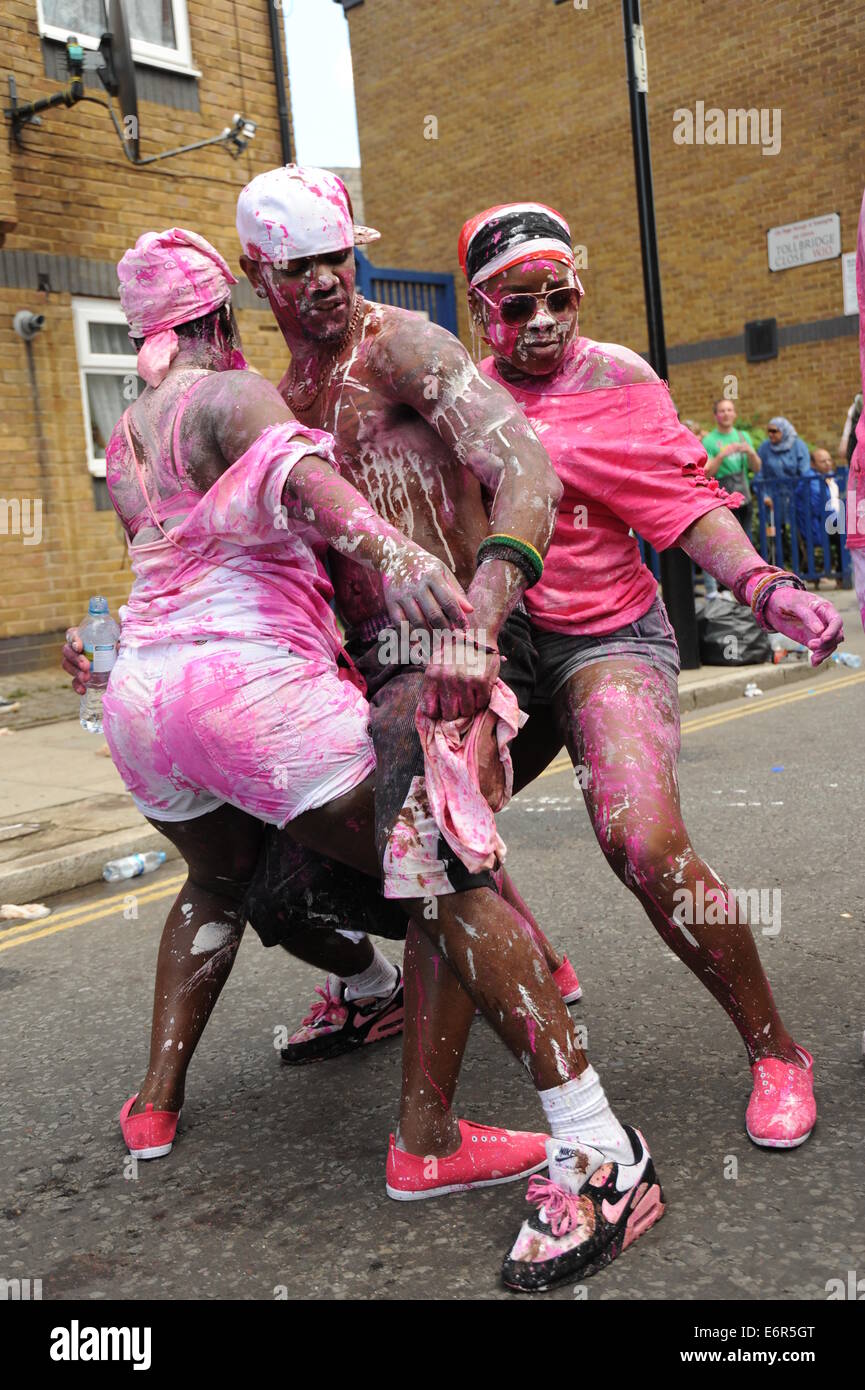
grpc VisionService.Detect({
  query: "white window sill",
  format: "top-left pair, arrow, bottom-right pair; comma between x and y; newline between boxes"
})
88,459 -> 108,479
40,26 -> 201,79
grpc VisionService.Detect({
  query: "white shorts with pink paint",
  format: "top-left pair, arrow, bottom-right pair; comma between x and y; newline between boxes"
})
102,638 -> 376,826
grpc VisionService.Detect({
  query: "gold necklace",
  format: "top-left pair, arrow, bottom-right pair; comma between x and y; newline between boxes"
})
285,296 -> 365,413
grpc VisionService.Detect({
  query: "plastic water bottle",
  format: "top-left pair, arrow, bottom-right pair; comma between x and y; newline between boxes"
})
79,596 -> 120,732
831,651 -> 863,669
103,851 -> 167,882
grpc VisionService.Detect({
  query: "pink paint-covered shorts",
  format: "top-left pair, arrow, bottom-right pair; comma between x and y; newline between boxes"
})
102,638 -> 376,827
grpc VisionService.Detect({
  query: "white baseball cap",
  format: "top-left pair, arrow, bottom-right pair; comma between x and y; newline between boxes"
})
237,164 -> 380,264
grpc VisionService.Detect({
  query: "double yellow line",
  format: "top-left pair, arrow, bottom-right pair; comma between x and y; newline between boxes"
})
535,668 -> 864,780
3,669 -> 862,955
0,871 -> 186,954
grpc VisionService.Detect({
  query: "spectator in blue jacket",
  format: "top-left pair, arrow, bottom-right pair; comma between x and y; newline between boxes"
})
795,448 -> 843,583
758,417 -> 811,479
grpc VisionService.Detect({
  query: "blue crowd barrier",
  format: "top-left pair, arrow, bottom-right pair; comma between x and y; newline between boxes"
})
637,467 -> 852,590
752,467 -> 851,585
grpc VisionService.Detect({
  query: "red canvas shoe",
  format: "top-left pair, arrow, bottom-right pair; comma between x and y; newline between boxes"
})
386,1119 -> 549,1201
552,955 -> 582,1004
119,1094 -> 181,1161
746,1045 -> 816,1148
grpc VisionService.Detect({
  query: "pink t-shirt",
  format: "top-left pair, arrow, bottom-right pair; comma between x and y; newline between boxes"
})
108,419 -> 344,664
482,342 -> 740,635
847,188 -> 865,550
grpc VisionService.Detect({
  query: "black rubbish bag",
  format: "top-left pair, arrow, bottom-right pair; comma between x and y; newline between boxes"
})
697,595 -> 773,666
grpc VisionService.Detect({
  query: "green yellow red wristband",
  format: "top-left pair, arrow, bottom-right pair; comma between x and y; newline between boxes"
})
476,533 -> 545,586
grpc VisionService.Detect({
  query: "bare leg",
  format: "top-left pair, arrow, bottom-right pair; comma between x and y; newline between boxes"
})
397,924 -> 474,1156
501,870 -> 563,974
555,659 -> 798,1065
294,783 -> 591,1096
277,924 -> 374,977
132,804 -> 264,1115
411,889 -> 587,1090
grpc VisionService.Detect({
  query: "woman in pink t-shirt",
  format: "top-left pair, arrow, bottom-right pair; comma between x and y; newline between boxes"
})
459,203 -> 844,1167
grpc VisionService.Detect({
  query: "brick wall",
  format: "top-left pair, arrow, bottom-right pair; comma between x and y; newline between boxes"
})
0,0 -> 291,670
345,0 -> 863,440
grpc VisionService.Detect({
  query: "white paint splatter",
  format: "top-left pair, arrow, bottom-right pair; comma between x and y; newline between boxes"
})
191,922 -> 235,956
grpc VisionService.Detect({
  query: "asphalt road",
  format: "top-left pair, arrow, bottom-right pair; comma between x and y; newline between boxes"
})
2,669 -> 864,1302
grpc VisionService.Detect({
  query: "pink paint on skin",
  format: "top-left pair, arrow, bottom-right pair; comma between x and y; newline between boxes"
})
482,340 -> 741,636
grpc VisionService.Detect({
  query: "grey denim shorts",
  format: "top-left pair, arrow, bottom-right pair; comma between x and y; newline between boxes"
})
532,596 -> 681,703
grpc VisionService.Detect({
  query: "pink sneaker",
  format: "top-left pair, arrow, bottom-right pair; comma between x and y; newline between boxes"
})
552,955 -> 582,1004
746,1046 -> 816,1148
386,1119 -> 549,1201
280,970 -> 404,1065
119,1094 -> 181,1160
502,1126 -> 664,1292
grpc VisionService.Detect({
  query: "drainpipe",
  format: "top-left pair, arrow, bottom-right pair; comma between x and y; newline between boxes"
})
268,2 -> 293,165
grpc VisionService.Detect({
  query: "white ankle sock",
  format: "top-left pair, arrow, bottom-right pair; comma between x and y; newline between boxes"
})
538,1067 -> 633,1162
342,946 -> 399,1001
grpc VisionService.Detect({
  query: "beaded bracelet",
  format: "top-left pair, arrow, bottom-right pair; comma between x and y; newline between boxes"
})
477,533 -> 545,587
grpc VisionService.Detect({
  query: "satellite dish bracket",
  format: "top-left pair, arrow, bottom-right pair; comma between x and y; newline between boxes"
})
4,1 -> 255,165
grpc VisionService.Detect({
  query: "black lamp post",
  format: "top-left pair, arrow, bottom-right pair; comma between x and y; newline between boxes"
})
622,0 -> 700,668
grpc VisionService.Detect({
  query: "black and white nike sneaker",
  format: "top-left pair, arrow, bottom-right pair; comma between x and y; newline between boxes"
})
280,970 -> 404,1065
501,1125 -> 665,1292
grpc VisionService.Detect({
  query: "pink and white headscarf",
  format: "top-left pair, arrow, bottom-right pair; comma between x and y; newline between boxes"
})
117,227 -> 237,387
236,164 -> 380,265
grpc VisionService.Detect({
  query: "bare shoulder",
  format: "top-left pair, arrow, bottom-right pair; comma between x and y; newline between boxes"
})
365,303 -> 470,388
194,369 -> 294,466
196,367 -> 286,418
579,338 -> 660,387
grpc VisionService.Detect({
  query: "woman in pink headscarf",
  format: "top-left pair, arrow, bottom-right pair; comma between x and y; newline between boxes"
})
452,200 -> 847,1292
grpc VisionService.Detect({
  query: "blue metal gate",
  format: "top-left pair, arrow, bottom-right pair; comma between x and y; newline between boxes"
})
355,249 -> 458,335
637,466 -> 853,589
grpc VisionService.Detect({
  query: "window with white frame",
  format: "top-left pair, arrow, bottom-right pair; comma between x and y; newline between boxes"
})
72,298 -> 143,478
37,0 -> 196,76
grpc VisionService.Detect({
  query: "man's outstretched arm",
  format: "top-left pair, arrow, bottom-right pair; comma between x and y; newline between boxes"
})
368,318 -> 562,716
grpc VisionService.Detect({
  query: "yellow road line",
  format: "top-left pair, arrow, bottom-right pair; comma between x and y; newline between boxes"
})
681,670 -> 864,734
5,669 -> 863,952
12,870 -> 187,929
535,669 -> 865,779
0,873 -> 186,953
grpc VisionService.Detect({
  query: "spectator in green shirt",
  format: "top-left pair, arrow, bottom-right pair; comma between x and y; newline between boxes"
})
702,398 -> 761,539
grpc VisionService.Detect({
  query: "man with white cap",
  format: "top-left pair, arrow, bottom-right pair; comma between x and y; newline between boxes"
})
237,166 -> 582,985
234,170 -> 650,1203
